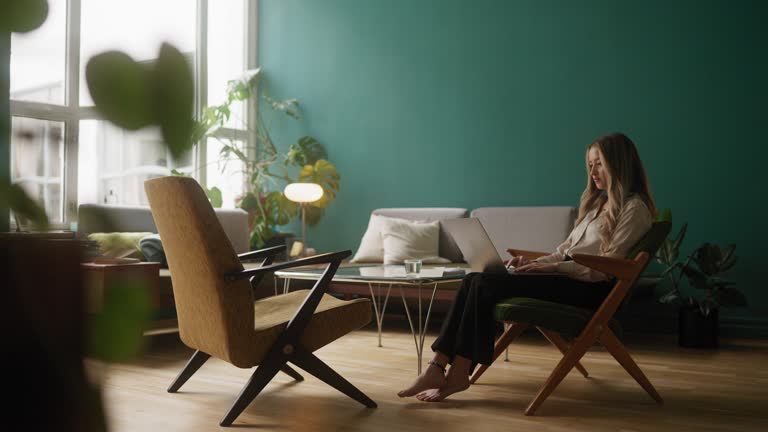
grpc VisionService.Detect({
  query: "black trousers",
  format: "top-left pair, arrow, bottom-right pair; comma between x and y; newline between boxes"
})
431,272 -> 612,367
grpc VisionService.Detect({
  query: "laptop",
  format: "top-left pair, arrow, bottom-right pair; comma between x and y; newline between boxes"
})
442,218 -> 559,275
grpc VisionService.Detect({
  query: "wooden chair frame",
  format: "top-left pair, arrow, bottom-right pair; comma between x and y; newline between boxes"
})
167,246 -> 377,427
470,248 -> 663,415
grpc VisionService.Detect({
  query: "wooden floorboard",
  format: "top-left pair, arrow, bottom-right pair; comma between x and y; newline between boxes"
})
100,325 -> 768,431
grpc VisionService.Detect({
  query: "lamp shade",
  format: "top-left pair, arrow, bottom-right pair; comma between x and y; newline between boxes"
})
284,183 -> 323,203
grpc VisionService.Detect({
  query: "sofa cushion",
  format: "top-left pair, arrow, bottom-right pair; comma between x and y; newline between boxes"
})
372,208 -> 468,262
380,218 -> 451,265
350,214 -> 406,262
88,232 -> 153,259
139,233 -> 168,267
494,297 -> 622,339
470,207 -> 576,258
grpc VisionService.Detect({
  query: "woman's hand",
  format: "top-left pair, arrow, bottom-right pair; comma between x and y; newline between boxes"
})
506,256 -> 530,268
513,262 -> 558,273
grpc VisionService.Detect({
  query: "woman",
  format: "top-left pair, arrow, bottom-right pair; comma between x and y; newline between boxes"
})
398,132 -> 656,402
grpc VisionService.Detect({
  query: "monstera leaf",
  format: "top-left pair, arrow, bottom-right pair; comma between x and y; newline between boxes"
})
86,51 -> 154,130
299,160 -> 340,209
264,191 -> 297,226
0,180 -> 49,229
0,0 -> 48,33
286,136 -> 327,167
86,43 -> 194,158
154,43 -> 195,158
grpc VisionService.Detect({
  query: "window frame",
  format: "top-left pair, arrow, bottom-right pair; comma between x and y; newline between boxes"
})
9,0 -> 257,229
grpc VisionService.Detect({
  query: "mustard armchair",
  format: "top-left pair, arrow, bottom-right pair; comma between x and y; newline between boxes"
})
145,176 -> 376,427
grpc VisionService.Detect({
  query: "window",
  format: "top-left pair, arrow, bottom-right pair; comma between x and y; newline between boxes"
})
10,117 -> 65,223
9,0 -> 255,227
10,0 -> 67,105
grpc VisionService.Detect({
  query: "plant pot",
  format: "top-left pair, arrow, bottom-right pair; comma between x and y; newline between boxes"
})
260,232 -> 294,261
678,306 -> 719,348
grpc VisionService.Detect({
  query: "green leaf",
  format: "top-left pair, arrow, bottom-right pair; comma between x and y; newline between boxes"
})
250,220 -> 274,248
655,239 -> 671,265
264,94 -> 300,119
153,43 -> 195,158
660,262 -> 681,277
658,291 -> 680,305
226,68 -> 261,102
88,278 -> 151,362
86,51 -> 154,130
672,223 -> 687,254
238,192 -> 260,211
681,264 -> 709,290
718,287 -> 748,307
285,136 -> 327,167
227,144 -> 249,164
264,191 -> 297,226
657,208 -> 672,223
205,186 -> 223,208
299,160 -> 340,209
0,0 -> 48,33
690,243 -> 711,275
0,180 -> 49,229
718,244 -> 737,271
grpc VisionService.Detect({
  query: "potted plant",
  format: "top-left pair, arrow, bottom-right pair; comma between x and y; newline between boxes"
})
191,69 -> 340,248
655,224 -> 747,348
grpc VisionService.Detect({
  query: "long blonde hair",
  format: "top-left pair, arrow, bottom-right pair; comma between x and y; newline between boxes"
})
576,133 -> 657,253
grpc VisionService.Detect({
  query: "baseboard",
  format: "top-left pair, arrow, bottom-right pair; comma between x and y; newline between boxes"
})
720,316 -> 768,338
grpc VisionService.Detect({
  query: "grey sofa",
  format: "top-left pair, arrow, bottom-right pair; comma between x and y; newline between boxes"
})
359,206 -> 577,263
77,204 -> 250,253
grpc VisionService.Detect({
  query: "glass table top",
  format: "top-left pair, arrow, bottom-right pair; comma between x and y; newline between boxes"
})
275,265 -> 467,282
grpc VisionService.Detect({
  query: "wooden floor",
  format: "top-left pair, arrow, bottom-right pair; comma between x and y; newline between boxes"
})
101,325 -> 768,431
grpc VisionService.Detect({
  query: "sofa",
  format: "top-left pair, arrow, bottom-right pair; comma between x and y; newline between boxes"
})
352,206 -> 577,264
324,206 -> 577,305
77,204 -> 250,253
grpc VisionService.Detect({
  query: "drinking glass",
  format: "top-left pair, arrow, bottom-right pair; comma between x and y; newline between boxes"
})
404,259 -> 422,275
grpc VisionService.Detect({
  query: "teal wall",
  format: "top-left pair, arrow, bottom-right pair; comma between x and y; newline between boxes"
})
1,33 -> 10,232
258,0 -> 768,332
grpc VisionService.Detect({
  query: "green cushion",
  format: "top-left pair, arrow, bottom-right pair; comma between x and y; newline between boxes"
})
494,297 -> 622,339
87,232 -> 154,260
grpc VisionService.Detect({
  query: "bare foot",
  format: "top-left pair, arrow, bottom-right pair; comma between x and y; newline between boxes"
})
398,364 -> 446,398
415,373 -> 470,402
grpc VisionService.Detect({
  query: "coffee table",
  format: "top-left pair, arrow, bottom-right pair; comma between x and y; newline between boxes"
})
274,265 -> 465,374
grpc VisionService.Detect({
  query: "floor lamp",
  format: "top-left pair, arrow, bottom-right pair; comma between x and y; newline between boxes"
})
284,183 -> 324,257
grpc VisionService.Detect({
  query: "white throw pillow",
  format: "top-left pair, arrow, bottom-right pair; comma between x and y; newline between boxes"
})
380,218 -> 451,265
350,214 -> 405,262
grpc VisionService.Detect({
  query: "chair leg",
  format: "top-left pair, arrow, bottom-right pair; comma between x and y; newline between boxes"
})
280,364 -> 304,381
220,354 -> 285,427
599,328 -> 663,405
291,345 -> 377,408
525,331 -> 596,415
537,327 -> 589,378
167,350 -> 210,393
470,322 -> 528,384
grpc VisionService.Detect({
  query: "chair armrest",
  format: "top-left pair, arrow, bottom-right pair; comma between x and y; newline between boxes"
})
225,250 -> 351,281
571,253 -> 643,280
238,245 -> 286,262
506,248 -> 549,260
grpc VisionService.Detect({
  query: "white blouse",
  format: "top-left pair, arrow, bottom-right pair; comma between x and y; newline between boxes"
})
535,195 -> 652,282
